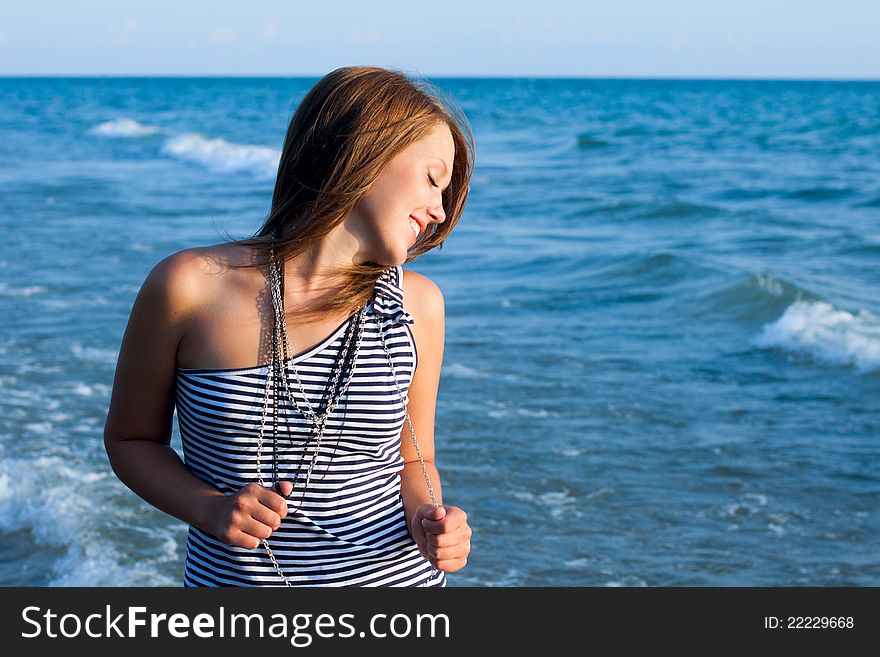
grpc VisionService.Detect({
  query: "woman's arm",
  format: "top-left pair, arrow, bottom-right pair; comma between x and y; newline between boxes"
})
104,252 -> 290,549
398,270 -> 445,526
399,270 -> 471,572
103,251 -> 228,534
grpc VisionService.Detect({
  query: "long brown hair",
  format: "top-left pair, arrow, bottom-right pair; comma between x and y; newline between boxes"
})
216,65 -> 475,323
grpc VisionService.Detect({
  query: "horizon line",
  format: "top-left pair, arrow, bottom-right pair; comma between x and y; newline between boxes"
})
2,73 -> 879,82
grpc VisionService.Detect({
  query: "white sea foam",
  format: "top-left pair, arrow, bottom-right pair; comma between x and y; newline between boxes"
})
752,300 -> 880,372
88,117 -> 168,137
488,405 -> 559,419
87,117 -> 166,138
604,576 -> 648,587
0,456 -> 111,581
160,132 -> 280,179
0,281 -> 48,297
71,382 -> 95,396
0,455 -> 179,586
754,273 -> 786,297
511,488 -> 582,518
443,362 -> 485,379
563,557 -> 593,568
584,487 -> 614,500
88,117 -> 280,180
48,525 -> 180,587
22,421 -> 53,434
722,492 -> 769,518
70,343 -> 118,365
480,568 -> 521,587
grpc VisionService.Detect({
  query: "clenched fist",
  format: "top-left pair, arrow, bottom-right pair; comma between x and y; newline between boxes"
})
410,504 -> 472,572
207,481 -> 293,550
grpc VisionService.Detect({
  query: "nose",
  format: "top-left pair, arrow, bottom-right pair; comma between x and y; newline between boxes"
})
429,202 -> 446,225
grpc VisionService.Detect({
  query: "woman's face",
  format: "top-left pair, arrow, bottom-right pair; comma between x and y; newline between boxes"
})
349,121 -> 455,264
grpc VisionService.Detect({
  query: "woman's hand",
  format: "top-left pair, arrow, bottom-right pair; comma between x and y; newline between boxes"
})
206,481 -> 293,550
410,504 -> 471,572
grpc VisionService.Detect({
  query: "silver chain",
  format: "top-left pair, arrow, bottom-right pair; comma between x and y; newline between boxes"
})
254,246 -> 440,587
258,247 -> 365,505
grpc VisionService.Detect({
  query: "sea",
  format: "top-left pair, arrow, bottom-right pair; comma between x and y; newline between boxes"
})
0,77 -> 877,586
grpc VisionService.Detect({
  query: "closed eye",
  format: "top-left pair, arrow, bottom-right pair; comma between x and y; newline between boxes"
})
427,173 -> 439,188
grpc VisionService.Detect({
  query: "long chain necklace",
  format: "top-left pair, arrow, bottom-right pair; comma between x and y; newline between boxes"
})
254,244 -> 441,586
262,249 -> 366,510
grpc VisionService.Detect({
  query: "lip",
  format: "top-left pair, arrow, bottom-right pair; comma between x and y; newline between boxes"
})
409,215 -> 426,234
408,215 -> 428,246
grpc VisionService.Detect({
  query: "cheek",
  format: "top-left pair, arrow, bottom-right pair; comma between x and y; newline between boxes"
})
351,198 -> 396,245
358,189 -> 403,225
357,184 -> 393,216
352,194 -> 381,229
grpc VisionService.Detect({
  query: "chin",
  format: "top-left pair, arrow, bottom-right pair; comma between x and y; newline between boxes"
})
395,239 -> 416,264
374,246 -> 408,268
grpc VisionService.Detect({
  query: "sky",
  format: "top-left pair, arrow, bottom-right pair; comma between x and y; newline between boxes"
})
1,0 -> 878,79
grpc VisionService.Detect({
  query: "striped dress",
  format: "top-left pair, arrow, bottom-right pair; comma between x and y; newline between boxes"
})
174,264 -> 446,587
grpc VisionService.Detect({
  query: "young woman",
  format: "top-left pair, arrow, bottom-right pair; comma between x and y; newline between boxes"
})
103,66 -> 475,586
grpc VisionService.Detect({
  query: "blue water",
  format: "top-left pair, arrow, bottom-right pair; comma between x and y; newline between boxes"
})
0,77 -> 878,586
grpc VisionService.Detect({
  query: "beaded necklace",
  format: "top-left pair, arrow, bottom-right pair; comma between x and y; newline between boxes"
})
254,241 -> 440,586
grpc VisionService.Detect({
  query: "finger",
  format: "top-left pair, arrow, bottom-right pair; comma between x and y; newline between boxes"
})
274,480 -> 293,499
420,510 -> 447,534
257,486 -> 290,519
428,540 -> 471,562
423,504 -> 446,520
229,529 -> 261,551
422,515 -> 456,534
410,517 -> 429,542
421,505 -> 465,534
434,557 -> 468,573
239,516 -> 277,542
415,504 -> 444,527
251,505 -> 283,531
434,523 -> 471,545
441,506 -> 467,532
421,520 -> 443,534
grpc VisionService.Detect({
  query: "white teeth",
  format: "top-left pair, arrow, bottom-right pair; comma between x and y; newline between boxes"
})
409,218 -> 420,239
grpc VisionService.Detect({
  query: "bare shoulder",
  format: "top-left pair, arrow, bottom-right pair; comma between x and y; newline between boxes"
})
141,247 -> 215,316
401,267 -> 445,386
401,267 -> 445,326
147,242 -> 242,303
397,269 -> 445,463
104,247 -> 209,445
150,246 -> 206,286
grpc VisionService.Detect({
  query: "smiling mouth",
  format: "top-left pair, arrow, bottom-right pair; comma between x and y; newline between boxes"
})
409,216 -> 423,242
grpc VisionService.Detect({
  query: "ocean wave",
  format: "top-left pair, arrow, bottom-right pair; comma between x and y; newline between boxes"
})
752,300 -> 880,373
0,281 -> 48,297
695,272 -> 813,323
88,116 -> 280,180
0,454 -> 179,586
581,250 -> 703,289
87,117 -> 167,138
159,132 -> 280,179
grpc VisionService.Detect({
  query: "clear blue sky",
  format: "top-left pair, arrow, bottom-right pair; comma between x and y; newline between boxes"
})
2,0 -> 878,78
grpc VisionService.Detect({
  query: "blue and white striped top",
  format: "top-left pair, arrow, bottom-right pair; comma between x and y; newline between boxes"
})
174,264 -> 446,587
